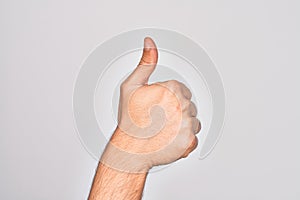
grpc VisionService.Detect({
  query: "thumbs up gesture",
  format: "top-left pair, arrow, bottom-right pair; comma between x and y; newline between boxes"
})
100,37 -> 201,173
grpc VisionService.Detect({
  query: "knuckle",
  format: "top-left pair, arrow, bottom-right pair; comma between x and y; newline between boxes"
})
190,118 -> 201,133
178,138 -> 190,151
120,80 -> 129,90
176,131 -> 190,150
191,136 -> 198,149
184,88 -> 192,99
187,134 -> 197,149
168,79 -> 179,85
179,81 -> 188,89
196,119 -> 202,133
182,100 -> 191,110
168,80 -> 180,89
190,101 -> 197,116
179,134 -> 197,156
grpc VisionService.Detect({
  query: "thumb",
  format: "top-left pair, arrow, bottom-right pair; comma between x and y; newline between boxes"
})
125,37 -> 158,85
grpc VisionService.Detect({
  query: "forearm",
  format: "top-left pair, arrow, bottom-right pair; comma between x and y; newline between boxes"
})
88,162 -> 148,200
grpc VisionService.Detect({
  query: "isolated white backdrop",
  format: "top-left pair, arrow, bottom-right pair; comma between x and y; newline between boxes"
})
1,0 -> 300,199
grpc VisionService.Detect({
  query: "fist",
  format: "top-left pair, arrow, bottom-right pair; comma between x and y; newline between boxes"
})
100,37 -> 201,173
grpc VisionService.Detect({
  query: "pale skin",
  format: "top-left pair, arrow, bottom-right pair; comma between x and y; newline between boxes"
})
88,37 -> 201,200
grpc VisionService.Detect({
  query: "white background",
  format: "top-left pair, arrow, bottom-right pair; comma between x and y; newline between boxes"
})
1,0 -> 299,199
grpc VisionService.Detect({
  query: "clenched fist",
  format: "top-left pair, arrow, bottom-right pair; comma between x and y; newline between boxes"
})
100,37 -> 201,173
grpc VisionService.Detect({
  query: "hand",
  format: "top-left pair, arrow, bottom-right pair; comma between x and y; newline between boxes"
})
100,37 -> 201,173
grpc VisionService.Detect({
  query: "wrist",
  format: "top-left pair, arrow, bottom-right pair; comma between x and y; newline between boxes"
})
100,128 -> 153,173
89,160 -> 148,200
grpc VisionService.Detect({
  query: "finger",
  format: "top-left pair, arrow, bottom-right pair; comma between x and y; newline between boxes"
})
157,80 -> 187,101
189,101 -> 197,117
125,37 -> 158,85
192,117 -> 201,134
181,136 -> 198,158
178,82 -> 192,100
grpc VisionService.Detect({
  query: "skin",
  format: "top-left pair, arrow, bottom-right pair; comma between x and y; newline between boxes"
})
88,37 -> 201,200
